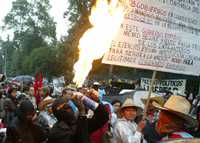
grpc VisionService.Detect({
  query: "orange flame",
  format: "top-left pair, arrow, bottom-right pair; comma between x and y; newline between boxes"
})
73,0 -> 128,87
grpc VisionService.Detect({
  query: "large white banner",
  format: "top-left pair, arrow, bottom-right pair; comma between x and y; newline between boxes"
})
102,0 -> 200,76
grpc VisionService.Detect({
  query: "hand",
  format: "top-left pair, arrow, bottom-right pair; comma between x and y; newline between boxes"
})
72,99 -> 85,115
86,89 -> 99,102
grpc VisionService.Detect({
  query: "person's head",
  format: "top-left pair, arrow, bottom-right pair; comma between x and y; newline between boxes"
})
156,110 -> 185,135
121,107 -> 137,121
18,100 -> 36,124
52,97 -> 77,125
121,98 -> 141,121
111,99 -> 122,113
93,82 -> 100,90
0,74 -> 5,82
22,85 -> 29,94
153,95 -> 198,134
8,87 -> 17,98
142,95 -> 164,114
28,87 -> 35,96
62,88 -> 75,100
146,100 -> 157,114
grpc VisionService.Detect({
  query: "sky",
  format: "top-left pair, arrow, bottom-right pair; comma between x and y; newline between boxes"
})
0,0 -> 69,40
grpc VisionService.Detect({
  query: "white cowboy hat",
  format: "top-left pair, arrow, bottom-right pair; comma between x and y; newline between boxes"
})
141,93 -> 165,106
121,98 -> 143,114
93,82 -> 100,85
152,95 -> 198,128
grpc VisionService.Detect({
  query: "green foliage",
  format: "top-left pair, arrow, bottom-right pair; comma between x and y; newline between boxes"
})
26,47 -> 58,76
0,0 -> 137,81
1,0 -> 57,78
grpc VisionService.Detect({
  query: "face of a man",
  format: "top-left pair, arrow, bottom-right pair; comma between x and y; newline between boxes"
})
122,107 -> 137,121
156,111 -> 184,135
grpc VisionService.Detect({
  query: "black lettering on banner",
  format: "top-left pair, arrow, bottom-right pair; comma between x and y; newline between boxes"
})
183,59 -> 193,65
123,31 -> 140,38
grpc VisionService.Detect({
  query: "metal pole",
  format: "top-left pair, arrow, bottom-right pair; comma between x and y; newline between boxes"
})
109,65 -> 113,78
143,70 -> 157,118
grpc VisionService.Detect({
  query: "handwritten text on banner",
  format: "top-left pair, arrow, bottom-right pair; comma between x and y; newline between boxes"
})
102,0 -> 200,76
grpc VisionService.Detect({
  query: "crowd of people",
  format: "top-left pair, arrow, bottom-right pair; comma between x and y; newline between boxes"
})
0,80 -> 200,143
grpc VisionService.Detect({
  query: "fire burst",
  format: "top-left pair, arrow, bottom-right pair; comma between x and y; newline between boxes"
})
73,0 -> 128,87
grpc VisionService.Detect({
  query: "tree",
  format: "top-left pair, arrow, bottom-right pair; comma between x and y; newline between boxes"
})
24,47 -> 58,78
62,0 -> 101,81
2,0 -> 57,76
4,0 -> 56,49
64,0 -> 137,81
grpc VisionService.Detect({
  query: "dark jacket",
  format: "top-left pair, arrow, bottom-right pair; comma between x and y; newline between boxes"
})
47,104 -> 109,143
0,98 -> 5,119
5,100 -> 47,143
5,117 -> 47,143
143,122 -> 163,143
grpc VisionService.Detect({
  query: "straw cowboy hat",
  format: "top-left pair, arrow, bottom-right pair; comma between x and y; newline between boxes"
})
121,98 -> 143,114
141,93 -> 165,106
38,96 -> 54,111
152,95 -> 198,128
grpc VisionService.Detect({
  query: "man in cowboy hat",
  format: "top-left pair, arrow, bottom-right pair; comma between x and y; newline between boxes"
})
143,95 -> 198,143
113,98 -> 146,143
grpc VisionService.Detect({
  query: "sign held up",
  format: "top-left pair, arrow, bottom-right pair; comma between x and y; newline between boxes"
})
140,78 -> 186,94
102,0 -> 200,76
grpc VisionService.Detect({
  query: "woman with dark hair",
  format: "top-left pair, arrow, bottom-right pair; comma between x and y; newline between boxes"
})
111,99 -> 122,118
5,100 -> 47,143
4,87 -> 18,126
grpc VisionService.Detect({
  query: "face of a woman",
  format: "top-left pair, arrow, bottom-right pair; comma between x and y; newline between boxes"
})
122,107 -> 137,121
29,87 -> 34,96
113,102 -> 121,113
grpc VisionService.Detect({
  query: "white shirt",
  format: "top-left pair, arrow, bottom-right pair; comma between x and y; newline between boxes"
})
113,118 -> 143,143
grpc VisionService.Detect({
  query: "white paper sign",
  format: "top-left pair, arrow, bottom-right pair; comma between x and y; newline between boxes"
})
103,0 -> 200,76
141,78 -> 186,94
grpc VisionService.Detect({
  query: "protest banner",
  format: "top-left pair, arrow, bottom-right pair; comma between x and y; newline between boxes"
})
141,78 -> 186,93
102,0 -> 200,76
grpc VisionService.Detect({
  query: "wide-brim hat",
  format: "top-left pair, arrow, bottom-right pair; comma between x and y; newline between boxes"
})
121,98 -> 143,114
152,95 -> 198,128
141,93 -> 165,106
38,96 -> 54,111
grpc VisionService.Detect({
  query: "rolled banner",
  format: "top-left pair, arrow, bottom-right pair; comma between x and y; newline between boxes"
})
81,96 -> 99,111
